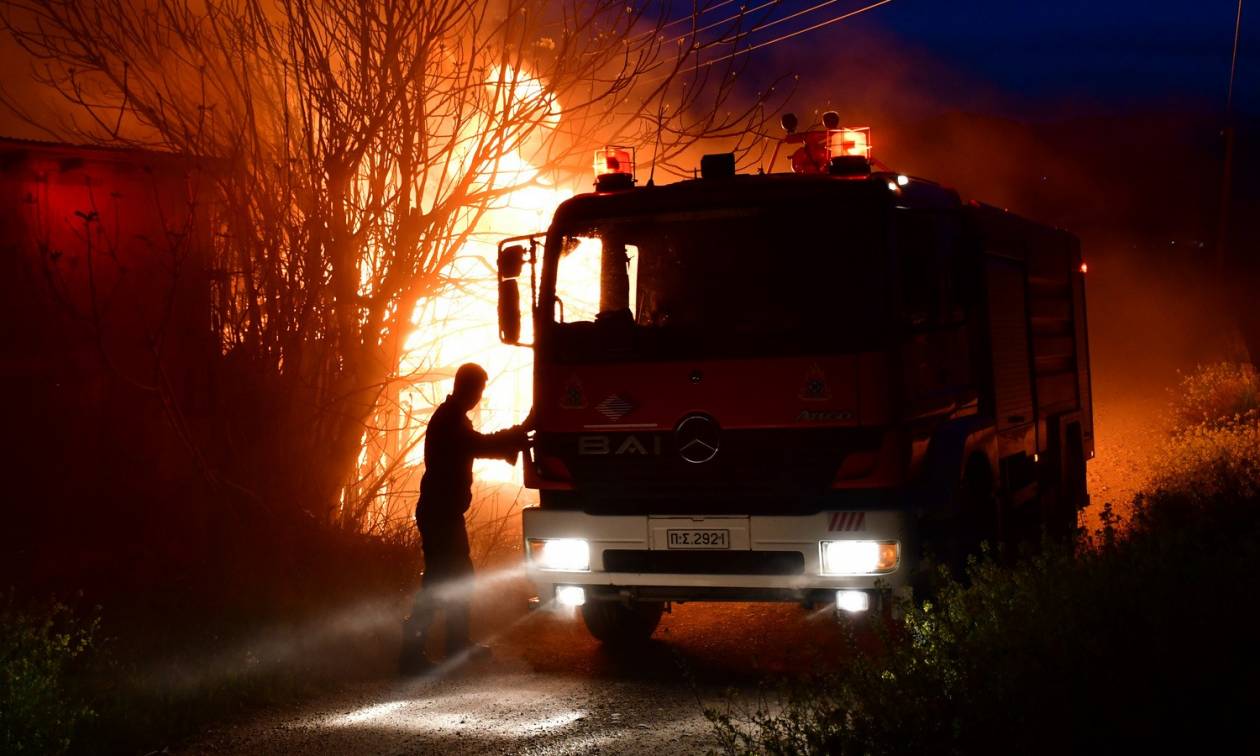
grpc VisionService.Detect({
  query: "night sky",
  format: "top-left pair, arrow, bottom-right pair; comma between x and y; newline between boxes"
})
747,0 -> 1257,117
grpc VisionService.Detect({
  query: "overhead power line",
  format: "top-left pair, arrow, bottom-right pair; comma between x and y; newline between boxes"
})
631,0 -> 744,41
663,0 -> 783,45
664,0 -> 879,48
1226,0 -> 1244,113
1215,0 -> 1245,279
692,0 -> 896,71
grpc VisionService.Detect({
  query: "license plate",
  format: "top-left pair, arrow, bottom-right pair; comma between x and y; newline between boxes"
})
666,529 -> 730,549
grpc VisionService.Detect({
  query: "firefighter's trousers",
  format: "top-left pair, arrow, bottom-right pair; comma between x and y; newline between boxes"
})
404,511 -> 474,655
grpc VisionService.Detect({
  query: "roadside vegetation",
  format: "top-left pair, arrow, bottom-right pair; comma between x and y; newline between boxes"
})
1,487 -> 536,755
708,362 -> 1260,755
7,531 -> 414,755
0,597 -> 97,755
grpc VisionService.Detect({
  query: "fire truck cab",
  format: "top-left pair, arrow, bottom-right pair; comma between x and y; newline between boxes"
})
497,132 -> 1092,644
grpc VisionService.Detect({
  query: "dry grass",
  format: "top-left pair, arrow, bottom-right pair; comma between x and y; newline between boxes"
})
1168,362 -> 1259,431
1148,413 -> 1260,503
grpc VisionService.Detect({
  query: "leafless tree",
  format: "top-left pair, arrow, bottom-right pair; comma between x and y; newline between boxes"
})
1,0 -> 786,526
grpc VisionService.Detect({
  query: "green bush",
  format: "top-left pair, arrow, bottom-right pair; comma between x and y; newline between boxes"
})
709,409 -> 1260,754
0,597 -> 97,755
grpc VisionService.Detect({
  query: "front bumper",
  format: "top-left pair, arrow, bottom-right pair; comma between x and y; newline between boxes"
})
522,507 -> 915,606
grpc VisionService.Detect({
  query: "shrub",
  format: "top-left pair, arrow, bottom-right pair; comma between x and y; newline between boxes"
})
708,418 -> 1260,755
0,597 -> 97,755
1146,415 -> 1260,505
1168,362 -> 1259,431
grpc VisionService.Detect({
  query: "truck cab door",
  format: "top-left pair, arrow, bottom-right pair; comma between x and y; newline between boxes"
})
895,208 -> 974,421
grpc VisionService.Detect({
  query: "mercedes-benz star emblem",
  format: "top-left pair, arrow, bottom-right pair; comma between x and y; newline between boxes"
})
675,414 -> 720,464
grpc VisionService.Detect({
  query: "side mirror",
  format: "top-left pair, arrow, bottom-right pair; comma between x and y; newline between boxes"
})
497,243 -> 527,345
498,279 -> 521,344
498,244 -> 526,279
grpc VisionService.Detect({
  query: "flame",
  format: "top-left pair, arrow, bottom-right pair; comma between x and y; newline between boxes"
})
400,171 -> 563,482
396,69 -> 581,486
352,64 -> 609,538
488,65 -> 561,127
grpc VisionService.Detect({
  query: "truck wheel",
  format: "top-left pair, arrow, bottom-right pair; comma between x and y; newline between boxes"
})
911,461 -> 1000,601
580,600 -> 664,646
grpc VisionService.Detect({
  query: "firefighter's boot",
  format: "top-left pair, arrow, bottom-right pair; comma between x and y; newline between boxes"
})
399,611 -> 435,675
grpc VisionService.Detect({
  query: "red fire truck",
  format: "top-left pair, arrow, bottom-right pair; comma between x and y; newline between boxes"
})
497,119 -> 1093,644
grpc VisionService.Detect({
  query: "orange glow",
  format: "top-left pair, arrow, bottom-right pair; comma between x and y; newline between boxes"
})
1080,262 -> 1089,274
394,69 -> 591,485
488,65 -> 561,127
400,165 -> 578,483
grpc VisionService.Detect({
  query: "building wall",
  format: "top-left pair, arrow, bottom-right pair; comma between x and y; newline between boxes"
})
0,138 -> 218,585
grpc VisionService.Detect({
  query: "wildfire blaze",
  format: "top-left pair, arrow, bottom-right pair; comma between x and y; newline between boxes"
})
370,70 -> 599,531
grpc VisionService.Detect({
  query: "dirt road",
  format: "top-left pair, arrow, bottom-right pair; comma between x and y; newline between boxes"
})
184,600 -> 855,755
1081,384 -> 1171,532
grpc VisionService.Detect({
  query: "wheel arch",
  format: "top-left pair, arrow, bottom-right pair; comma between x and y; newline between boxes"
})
915,415 -> 998,515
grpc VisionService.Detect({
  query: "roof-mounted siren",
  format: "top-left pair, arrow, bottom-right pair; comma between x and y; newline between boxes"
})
594,146 -> 635,191
778,110 -> 872,175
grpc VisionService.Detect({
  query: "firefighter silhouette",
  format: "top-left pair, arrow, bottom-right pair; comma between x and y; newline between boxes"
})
400,363 -> 531,673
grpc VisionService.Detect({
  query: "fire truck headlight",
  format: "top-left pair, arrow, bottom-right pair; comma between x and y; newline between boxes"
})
555,585 -> 586,607
820,540 -> 899,575
528,538 -> 591,572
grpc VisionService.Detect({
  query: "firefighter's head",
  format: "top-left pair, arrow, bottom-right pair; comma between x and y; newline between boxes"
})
452,362 -> 489,410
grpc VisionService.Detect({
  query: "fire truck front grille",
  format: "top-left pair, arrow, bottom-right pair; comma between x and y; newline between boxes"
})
538,428 -> 882,515
602,549 -> 806,575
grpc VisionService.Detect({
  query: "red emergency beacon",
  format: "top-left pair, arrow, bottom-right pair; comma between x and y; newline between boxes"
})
777,110 -> 872,175
593,146 -> 635,190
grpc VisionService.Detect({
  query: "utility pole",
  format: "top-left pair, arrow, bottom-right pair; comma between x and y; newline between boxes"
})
1216,0 -> 1244,281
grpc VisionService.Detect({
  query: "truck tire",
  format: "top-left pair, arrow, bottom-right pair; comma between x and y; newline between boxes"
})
912,456 -> 1000,599
580,600 -> 664,646
960,456 -> 1001,552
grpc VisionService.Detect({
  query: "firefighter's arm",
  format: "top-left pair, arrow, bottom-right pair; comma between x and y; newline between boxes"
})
470,418 -> 531,464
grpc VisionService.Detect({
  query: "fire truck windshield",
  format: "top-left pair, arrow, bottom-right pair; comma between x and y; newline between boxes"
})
545,205 -> 890,361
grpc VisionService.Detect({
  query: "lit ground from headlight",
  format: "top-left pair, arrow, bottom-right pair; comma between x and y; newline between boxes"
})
181,599 -> 850,755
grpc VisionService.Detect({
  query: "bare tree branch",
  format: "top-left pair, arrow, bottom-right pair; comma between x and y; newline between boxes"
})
0,0 -> 783,527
